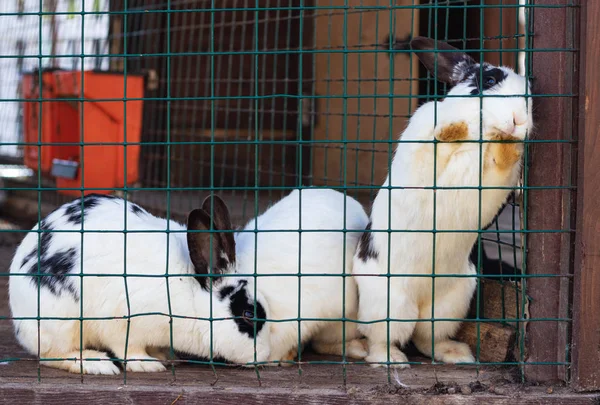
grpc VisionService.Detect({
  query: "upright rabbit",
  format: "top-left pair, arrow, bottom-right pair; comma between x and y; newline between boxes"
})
9,189 -> 368,374
9,194 -> 271,375
352,37 -> 533,367
235,189 -> 369,364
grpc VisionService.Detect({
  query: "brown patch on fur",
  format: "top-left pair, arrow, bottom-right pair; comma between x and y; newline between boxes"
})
273,347 -> 299,367
435,121 -> 469,142
281,347 -> 298,362
485,133 -> 523,171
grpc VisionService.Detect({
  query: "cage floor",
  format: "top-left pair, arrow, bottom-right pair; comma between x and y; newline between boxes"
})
0,237 -> 593,404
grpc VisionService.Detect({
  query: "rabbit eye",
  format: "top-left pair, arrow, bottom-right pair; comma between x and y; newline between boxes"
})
242,310 -> 254,319
486,77 -> 497,86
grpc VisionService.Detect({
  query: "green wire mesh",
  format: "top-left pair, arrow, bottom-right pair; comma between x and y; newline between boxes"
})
0,0 -> 576,386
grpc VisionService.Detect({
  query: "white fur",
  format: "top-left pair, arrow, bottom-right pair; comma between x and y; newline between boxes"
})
9,197 -> 270,375
236,189 -> 370,364
9,189 -> 370,374
353,65 -> 533,367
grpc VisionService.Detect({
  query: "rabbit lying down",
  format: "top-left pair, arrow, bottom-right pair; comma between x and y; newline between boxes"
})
9,189 -> 369,374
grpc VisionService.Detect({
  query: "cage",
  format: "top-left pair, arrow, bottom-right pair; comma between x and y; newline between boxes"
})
0,0 -> 599,402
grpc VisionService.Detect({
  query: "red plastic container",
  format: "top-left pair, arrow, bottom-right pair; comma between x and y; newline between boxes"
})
22,70 -> 145,196
22,71 -> 79,173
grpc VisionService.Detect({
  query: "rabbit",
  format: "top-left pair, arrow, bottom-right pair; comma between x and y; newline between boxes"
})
9,193 -> 271,375
234,188 -> 369,365
9,189 -> 369,374
352,36 -> 534,368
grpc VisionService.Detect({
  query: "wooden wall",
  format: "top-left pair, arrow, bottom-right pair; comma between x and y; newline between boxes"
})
111,0 -> 313,188
110,1 -> 525,192
310,0 -> 420,188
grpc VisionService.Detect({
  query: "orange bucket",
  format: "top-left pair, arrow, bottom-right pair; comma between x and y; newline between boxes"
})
22,70 -> 145,197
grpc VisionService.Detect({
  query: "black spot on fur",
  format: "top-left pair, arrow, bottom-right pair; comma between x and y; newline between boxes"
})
23,219 -> 79,300
130,203 -> 145,215
229,285 -> 266,339
381,34 -> 412,51
64,194 -> 111,224
172,350 -> 230,365
28,247 -> 78,300
22,220 -> 53,268
357,222 -> 379,262
218,285 -> 235,300
466,64 -> 508,95
193,250 -> 234,291
21,248 -> 37,268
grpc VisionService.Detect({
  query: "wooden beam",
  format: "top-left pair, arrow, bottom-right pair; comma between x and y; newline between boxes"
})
1,382 -> 599,404
311,0 -> 419,187
524,0 -> 576,383
482,0 -> 519,69
571,0 -> 600,392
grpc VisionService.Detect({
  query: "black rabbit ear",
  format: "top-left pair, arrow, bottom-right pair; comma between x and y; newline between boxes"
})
202,195 -> 233,232
187,208 -> 232,290
410,36 -> 476,85
201,195 -> 236,266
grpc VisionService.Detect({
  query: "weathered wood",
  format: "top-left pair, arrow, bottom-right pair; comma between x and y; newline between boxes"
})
483,0 -> 519,69
311,0 -> 419,187
456,321 -> 515,363
525,0 -> 575,383
1,383 -> 599,405
571,0 -> 600,392
168,129 -> 300,188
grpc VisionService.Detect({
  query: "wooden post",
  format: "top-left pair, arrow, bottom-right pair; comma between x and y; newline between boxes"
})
571,0 -> 600,391
482,0 -> 519,69
524,0 -> 576,383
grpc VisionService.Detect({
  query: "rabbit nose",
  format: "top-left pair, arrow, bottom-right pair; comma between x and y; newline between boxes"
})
513,113 -> 527,127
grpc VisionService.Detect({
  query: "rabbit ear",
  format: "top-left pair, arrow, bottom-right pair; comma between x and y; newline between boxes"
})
187,208 -> 233,290
201,195 -> 236,266
202,195 -> 233,231
410,36 -> 476,85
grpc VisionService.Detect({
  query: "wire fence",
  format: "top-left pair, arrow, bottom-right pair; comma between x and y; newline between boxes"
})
0,0 -> 578,388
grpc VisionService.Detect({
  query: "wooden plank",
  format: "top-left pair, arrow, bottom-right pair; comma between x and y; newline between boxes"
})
1,383 -> 599,405
168,128 -> 300,188
311,0 -> 419,187
168,2 -> 305,132
524,0 -> 575,383
571,0 -> 600,392
482,0 -> 519,69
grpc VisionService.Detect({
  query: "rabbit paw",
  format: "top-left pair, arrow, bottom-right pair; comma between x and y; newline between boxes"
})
125,355 -> 167,373
433,341 -> 474,364
58,350 -> 121,375
347,338 -> 369,359
365,345 -> 410,369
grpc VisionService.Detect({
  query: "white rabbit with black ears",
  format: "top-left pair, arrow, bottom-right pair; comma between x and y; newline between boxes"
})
9,188 -> 370,374
9,193 -> 271,375
235,188 -> 369,365
352,36 -> 533,368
